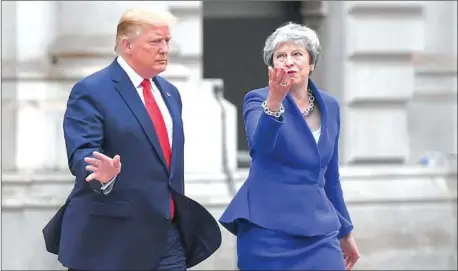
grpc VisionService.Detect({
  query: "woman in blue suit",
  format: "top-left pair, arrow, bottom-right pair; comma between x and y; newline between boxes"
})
219,22 -> 360,270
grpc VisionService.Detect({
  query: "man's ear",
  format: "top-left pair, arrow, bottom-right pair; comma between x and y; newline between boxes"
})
122,38 -> 133,54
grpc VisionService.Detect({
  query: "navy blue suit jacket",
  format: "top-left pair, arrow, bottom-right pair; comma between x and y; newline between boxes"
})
219,80 -> 353,239
42,59 -> 221,270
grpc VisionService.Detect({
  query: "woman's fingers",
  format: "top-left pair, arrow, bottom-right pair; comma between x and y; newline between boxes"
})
274,67 -> 285,83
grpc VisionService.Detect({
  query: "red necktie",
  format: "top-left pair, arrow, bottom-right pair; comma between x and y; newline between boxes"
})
141,79 -> 175,220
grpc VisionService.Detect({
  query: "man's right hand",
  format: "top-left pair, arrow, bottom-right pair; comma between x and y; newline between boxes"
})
266,66 -> 293,111
84,151 -> 121,183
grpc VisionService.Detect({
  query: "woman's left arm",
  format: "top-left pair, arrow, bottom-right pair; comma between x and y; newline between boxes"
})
324,102 -> 354,239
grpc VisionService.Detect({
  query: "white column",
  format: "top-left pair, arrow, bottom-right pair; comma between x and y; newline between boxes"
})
322,1 -> 426,164
16,1 -> 57,63
1,1 -> 58,172
407,1 -> 458,164
1,1 -> 18,62
423,1 -> 457,55
452,1 -> 458,57
1,1 -> 19,171
13,2 -> 60,171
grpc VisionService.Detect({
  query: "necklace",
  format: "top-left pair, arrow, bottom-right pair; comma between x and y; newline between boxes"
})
301,87 -> 315,117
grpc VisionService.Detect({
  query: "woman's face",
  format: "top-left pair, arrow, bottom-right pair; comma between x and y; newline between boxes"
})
272,42 -> 312,86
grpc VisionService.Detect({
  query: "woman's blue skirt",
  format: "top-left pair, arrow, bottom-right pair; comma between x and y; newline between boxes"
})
236,220 -> 345,270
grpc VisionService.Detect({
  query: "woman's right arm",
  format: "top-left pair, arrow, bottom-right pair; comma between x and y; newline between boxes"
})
243,90 -> 285,155
243,67 -> 293,156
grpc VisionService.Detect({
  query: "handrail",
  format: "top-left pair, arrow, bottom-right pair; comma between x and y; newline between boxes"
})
211,79 -> 237,196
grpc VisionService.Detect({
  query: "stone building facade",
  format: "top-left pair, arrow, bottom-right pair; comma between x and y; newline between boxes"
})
1,1 -> 456,270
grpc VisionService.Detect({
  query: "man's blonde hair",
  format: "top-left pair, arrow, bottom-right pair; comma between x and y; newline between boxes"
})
114,8 -> 177,54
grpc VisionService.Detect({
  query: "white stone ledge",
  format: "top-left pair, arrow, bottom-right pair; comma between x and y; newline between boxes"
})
410,92 -> 457,103
0,171 -> 229,184
300,1 -> 328,17
168,1 -> 201,15
50,34 -> 182,61
346,11 -> 424,55
190,196 -> 457,209
348,51 -> 420,62
2,190 -> 456,210
2,167 -> 456,208
2,166 -> 456,183
412,54 -> 458,73
1,60 -> 191,82
347,98 -> 409,107
346,1 -> 423,17
345,58 -> 415,103
412,54 -> 457,100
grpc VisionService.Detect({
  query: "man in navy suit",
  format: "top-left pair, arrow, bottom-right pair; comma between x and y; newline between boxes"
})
43,8 -> 221,271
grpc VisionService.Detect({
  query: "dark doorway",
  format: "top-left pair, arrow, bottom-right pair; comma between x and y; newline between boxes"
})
203,1 -> 302,167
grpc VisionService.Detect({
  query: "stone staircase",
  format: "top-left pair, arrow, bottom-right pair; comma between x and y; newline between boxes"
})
2,165 -> 456,270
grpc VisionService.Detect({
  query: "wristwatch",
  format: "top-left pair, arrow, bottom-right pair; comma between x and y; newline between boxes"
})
261,100 -> 284,119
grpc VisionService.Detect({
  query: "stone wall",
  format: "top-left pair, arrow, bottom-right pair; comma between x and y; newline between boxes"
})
1,1 -> 238,174
2,1 -> 457,270
311,1 -> 457,165
2,166 -> 456,270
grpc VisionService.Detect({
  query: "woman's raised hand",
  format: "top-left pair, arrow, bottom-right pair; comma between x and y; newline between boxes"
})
266,66 -> 293,111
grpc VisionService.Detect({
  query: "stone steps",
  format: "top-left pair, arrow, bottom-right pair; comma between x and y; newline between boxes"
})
2,168 -> 456,270
2,166 -> 456,208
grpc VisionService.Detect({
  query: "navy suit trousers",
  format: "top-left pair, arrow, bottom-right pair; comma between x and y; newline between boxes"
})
156,221 -> 187,270
69,221 -> 186,271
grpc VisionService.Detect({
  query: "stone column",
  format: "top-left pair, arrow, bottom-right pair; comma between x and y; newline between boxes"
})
12,1 -> 59,172
423,1 -> 457,55
300,1 -> 328,90
1,1 -> 18,172
2,1 -> 58,172
407,1 -> 458,164
316,1 -> 433,164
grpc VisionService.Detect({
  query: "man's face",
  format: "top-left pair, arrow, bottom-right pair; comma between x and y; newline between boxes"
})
124,25 -> 171,78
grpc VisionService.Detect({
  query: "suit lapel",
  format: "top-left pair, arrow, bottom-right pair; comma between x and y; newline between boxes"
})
309,80 -> 328,151
153,76 -> 182,180
284,79 -> 329,161
110,60 -> 169,172
284,94 -> 319,157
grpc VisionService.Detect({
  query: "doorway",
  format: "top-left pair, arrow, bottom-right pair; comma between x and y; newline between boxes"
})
203,1 -> 302,167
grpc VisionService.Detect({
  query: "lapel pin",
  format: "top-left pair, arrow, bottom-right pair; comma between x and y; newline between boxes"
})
166,92 -> 171,97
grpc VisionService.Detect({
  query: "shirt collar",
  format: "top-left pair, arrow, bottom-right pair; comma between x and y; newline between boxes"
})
116,56 -> 152,89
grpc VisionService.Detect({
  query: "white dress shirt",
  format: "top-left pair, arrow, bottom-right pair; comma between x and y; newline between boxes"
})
116,56 -> 174,145
100,56 -> 174,194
